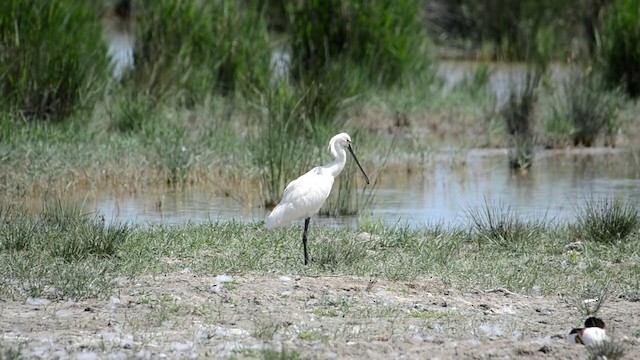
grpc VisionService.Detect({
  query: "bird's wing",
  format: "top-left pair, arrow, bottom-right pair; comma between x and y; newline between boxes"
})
266,168 -> 333,229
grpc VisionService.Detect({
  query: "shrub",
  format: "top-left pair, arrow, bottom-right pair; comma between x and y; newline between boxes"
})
0,0 -> 105,121
598,0 -> 640,98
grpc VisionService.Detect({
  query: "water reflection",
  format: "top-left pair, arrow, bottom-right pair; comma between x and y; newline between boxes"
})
436,61 -> 571,102
78,150 -> 640,228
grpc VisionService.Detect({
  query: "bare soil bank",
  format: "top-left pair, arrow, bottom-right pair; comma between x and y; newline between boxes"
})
2,273 -> 639,359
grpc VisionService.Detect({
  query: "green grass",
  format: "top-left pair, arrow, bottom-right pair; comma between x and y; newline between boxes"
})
576,196 -> 639,244
1,200 -> 639,300
467,200 -> 545,250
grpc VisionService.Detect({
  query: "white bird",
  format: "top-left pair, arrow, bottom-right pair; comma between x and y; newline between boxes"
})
101,0 -> 135,81
266,132 -> 370,265
568,317 -> 609,346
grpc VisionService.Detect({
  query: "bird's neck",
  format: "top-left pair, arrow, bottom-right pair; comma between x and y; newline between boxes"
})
324,149 -> 347,178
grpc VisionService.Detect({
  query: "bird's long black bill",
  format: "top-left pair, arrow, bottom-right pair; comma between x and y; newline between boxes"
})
348,145 -> 370,185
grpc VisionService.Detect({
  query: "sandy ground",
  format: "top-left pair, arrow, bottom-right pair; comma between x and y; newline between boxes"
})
1,273 -> 639,359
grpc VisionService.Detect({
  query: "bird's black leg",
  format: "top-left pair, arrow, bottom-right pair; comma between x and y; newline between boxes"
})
302,217 -> 310,265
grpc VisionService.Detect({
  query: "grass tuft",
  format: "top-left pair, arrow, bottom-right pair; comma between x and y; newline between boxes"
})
314,236 -> 368,269
548,70 -> 623,147
467,201 -> 542,249
577,197 -> 639,243
150,124 -> 196,185
40,201 -> 130,261
586,338 -> 626,360
260,348 -> 305,360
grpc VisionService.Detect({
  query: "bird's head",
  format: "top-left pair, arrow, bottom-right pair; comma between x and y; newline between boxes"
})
328,132 -> 369,185
328,132 -> 352,153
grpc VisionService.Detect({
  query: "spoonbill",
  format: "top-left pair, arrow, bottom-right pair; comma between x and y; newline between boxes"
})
568,317 -> 609,346
266,133 -> 370,265
101,0 -> 135,80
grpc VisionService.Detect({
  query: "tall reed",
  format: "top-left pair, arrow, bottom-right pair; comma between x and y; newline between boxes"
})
287,0 -> 430,86
250,84 -> 317,207
0,0 -> 105,121
132,1 -> 271,102
598,0 -> 640,98
501,66 -> 544,169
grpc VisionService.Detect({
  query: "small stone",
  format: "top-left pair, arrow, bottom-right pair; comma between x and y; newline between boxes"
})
195,327 -> 210,340
25,297 -> 51,306
74,351 -> 99,360
110,296 -> 122,309
135,350 -> 152,360
52,349 -> 70,359
279,276 -> 292,282
478,323 -> 503,337
101,332 -> 119,342
170,342 -> 193,352
214,326 -> 249,337
55,309 -> 72,317
211,275 -> 234,293
162,321 -> 174,329
214,274 -> 233,283
512,331 -> 524,341
107,352 -> 130,360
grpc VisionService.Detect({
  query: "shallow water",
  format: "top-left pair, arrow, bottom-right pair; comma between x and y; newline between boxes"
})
436,61 -> 570,102
56,149 -> 640,228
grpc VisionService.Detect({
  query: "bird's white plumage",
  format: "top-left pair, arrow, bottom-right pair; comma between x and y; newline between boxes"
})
106,32 -> 135,80
266,167 -> 334,229
568,316 -> 609,346
568,332 -> 579,344
580,327 -> 609,346
266,133 -> 361,229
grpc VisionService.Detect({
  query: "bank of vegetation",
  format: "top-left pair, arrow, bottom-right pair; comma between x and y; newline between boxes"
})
0,0 -> 638,206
